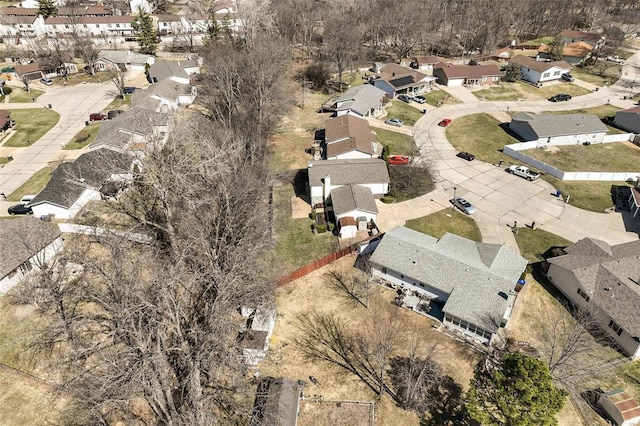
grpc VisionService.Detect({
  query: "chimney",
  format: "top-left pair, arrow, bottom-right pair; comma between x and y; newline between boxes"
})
323,174 -> 331,201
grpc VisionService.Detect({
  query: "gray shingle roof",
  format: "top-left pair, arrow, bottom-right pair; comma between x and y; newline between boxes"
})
98,50 -> 153,66
307,159 -> 389,187
511,112 -> 608,138
510,55 -> 571,73
148,59 -> 198,82
548,238 -> 640,336
148,79 -> 193,100
0,217 -> 60,280
334,85 -> 386,116
330,184 -> 378,216
89,106 -> 169,151
30,150 -> 133,209
370,227 -> 527,331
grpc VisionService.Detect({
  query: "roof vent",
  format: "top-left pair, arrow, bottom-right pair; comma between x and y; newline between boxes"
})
604,287 -> 611,291
412,260 -> 417,265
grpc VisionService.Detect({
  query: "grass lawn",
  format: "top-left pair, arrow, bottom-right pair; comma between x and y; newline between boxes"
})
549,105 -> 620,118
522,142 -> 640,172
405,209 -> 482,242
421,89 -> 461,107
446,113 -> 519,164
8,88 -> 44,103
473,82 -> 591,101
63,123 -> 101,150
273,184 -> 339,273
2,109 -> 60,147
541,176 -> 623,212
0,157 -> 8,165
374,128 -> 416,156
57,72 -> 103,85
269,131 -> 313,171
385,100 -> 424,126
513,227 -> 572,264
105,95 -> 132,111
387,165 -> 435,202
6,165 -> 55,201
280,91 -> 328,133
522,37 -> 555,46
570,63 -> 622,86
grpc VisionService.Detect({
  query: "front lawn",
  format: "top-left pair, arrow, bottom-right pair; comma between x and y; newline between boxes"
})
373,128 -> 416,156
105,95 -> 132,111
421,89 -> 461,106
387,165 -> 434,202
446,113 -> 519,164
8,88 -> 44,103
570,63 -> 622,86
522,142 -> 640,172
473,82 -> 591,101
5,165 -> 55,201
405,209 -> 482,242
385,100 -> 424,126
512,227 -> 572,264
541,176 -> 624,212
549,105 -> 620,118
2,109 -> 60,147
64,123 -> 101,150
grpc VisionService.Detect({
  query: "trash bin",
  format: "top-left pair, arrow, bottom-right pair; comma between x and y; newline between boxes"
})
47,103 -> 52,109
556,190 -> 563,198
422,109 -> 427,114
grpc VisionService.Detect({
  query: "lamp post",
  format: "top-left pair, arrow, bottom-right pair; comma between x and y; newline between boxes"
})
452,186 -> 457,209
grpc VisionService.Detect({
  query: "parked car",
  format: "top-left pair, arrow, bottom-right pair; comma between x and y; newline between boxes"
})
8,204 -> 33,215
561,73 -> 575,82
548,94 -> 571,102
107,110 -> 124,119
397,94 -> 413,103
385,118 -> 403,127
438,118 -> 452,127
388,155 -> 410,165
456,151 -> 475,161
413,95 -> 426,104
123,87 -> 136,94
19,195 -> 36,205
89,112 -> 107,121
452,197 -> 476,215
40,77 -> 53,86
606,55 -> 625,64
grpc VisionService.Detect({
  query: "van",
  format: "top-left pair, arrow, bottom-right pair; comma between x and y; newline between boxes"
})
20,195 -> 36,205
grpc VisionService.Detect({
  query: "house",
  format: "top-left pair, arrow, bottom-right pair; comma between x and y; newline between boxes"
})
307,158 -> 389,206
95,50 -> 155,71
323,115 -> 381,160
614,106 -> 640,134
88,106 -> 170,152
139,79 -> 197,109
330,184 -> 378,238
560,29 -> 604,49
156,15 -> 183,35
538,41 -> 593,65
509,112 -> 608,145
147,59 -> 200,85
332,85 -> 386,118
14,62 -> 43,82
29,150 -> 134,219
410,56 -> 444,75
509,55 -> 571,84
0,217 -> 64,295
44,15 -> 135,39
433,64 -> 502,87
250,377 -> 302,426
0,110 -> 15,132
369,227 -> 527,344
239,306 -> 276,366
545,238 -> 640,359
598,389 -> 640,426
0,15 -> 45,39
373,63 -> 436,98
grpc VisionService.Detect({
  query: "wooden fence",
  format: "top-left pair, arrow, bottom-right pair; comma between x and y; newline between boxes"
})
277,246 -> 354,286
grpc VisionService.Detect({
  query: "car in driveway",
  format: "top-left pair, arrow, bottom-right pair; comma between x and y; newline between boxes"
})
388,155 -> 410,165
123,86 -> 136,94
397,94 -> 413,103
413,95 -> 426,104
452,197 -> 476,215
438,118 -> 452,127
456,151 -> 475,161
561,73 -> 575,82
89,112 -> 107,121
40,77 -> 53,86
385,118 -> 403,127
549,93 -> 571,102
8,204 -> 33,215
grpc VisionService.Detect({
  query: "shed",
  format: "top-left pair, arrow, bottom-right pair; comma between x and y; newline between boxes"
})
251,377 -> 302,426
599,389 -> 640,426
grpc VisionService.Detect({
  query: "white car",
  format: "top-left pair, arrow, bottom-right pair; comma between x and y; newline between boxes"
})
452,196 -> 476,215
385,118 -> 403,127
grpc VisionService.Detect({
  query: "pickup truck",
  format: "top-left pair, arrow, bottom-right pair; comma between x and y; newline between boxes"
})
507,165 -> 540,181
606,55 -> 625,64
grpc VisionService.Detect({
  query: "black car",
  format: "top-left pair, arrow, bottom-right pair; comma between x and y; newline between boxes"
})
123,86 -> 136,94
549,94 -> 572,102
8,204 -> 33,215
457,151 -> 475,161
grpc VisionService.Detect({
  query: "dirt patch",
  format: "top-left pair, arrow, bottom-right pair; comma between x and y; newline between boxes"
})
298,399 -> 374,426
291,196 -> 311,219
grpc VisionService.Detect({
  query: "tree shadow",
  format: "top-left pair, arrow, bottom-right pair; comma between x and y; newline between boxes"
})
420,377 -> 478,426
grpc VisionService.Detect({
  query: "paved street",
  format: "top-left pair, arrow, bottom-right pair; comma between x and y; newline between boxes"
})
374,51 -> 640,249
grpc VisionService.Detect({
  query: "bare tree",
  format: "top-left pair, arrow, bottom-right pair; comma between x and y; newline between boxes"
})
73,36 -> 100,75
110,67 -> 127,99
325,268 -> 371,308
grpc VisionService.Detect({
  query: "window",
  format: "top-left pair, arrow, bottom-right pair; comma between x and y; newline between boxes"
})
83,24 -> 88,28
116,24 -> 120,28
19,262 -> 33,274
8,269 -> 17,279
65,24 -> 69,29
400,274 -> 404,279
452,317 -> 460,326
96,24 -> 100,28
543,72 -> 550,78
609,320 -> 623,336
553,71 -> 561,76
577,288 -> 590,302
381,267 -> 387,274
108,24 -> 112,28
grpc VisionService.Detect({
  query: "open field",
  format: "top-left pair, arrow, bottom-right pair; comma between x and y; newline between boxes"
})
473,82 -> 591,101
8,88 -> 44,103
522,142 -> 640,172
373,128 -> 416,156
2,109 -> 60,147
385,100 -> 424,126
6,165 -> 55,202
405,210 -> 482,242
259,256 -> 482,426
64,123 -> 101,150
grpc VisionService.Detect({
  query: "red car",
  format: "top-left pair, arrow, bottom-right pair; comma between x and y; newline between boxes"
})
388,155 -> 410,165
89,112 -> 107,121
438,118 -> 452,127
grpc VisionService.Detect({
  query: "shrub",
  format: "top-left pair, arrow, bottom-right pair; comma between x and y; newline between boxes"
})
316,224 -> 327,233
309,211 -> 317,220
381,195 -> 396,203
2,87 -> 12,95
74,129 -> 91,143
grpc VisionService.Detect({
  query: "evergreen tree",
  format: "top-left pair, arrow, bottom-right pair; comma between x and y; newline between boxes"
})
502,63 -> 522,82
467,353 -> 568,426
547,36 -> 565,62
38,0 -> 58,19
131,9 -> 158,55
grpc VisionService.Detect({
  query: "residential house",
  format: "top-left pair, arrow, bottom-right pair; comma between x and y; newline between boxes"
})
44,15 -> 134,39
0,217 -> 64,295
509,112 -> 608,145
538,41 -> 593,65
156,15 -> 183,35
133,80 -> 197,110
147,59 -> 200,85
369,226 -> 527,344
614,106 -> 640,134
14,62 -> 43,82
0,110 -> 15,132
307,158 -> 389,206
433,64 -> 502,87
323,115 -> 380,160
239,306 -> 276,366
510,55 -> 571,84
373,63 -> 436,98
130,0 -> 152,13
29,149 -> 134,219
0,15 -> 45,39
410,56 -> 444,75
95,50 -> 155,71
545,238 -> 640,359
330,184 -> 378,239
331,84 -> 386,118
250,377 -> 302,426
598,389 -> 640,426
88,106 -> 170,152
560,29 -> 604,49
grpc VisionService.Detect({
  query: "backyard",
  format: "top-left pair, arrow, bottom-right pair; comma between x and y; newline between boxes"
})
541,177 -> 625,213
521,142 -> 640,172
2,109 -> 60,147
570,63 -> 622,86
473,82 -> 591,101
405,209 -> 482,242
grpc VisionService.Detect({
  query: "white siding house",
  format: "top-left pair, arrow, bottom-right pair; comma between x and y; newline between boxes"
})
509,112 -> 608,146
510,55 -> 571,84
